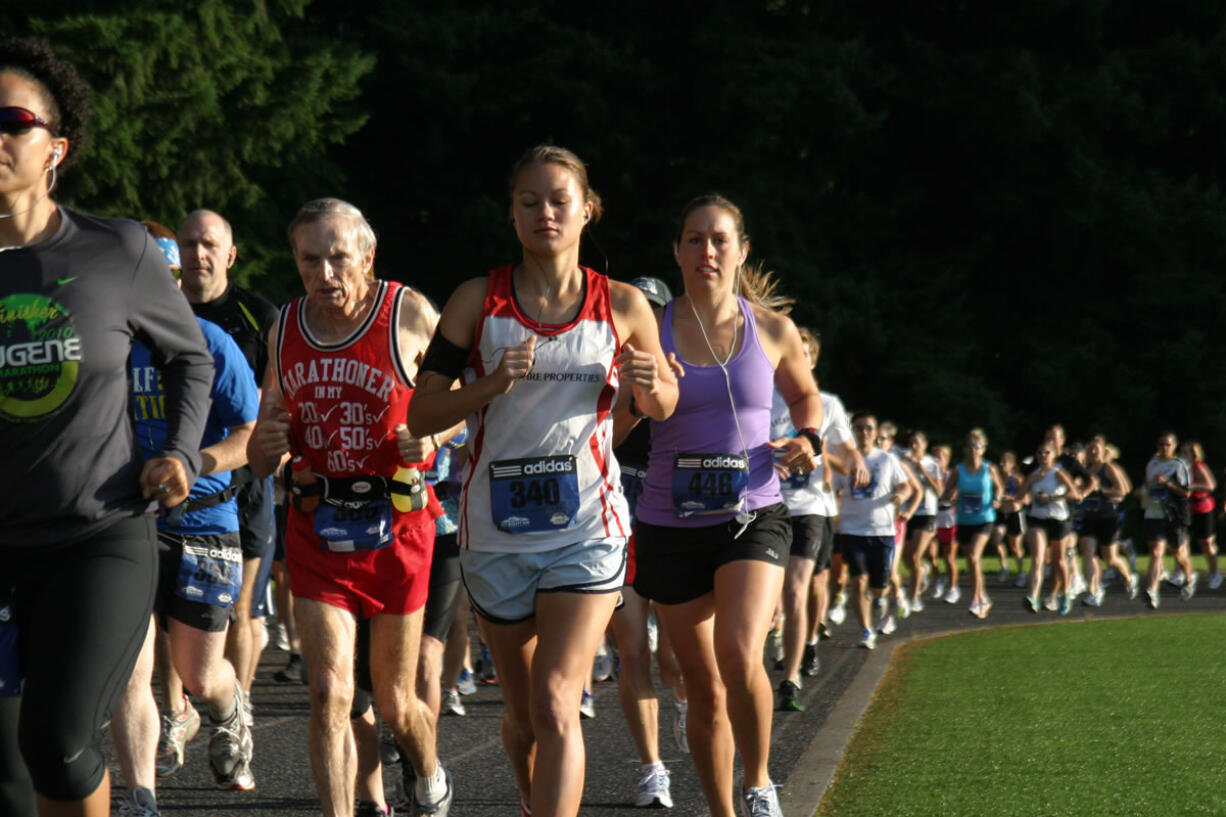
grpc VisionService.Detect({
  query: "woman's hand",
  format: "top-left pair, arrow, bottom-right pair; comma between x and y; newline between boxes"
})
140,456 -> 190,508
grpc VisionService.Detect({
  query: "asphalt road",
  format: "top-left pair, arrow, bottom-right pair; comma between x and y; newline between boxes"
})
108,567 -> 1226,816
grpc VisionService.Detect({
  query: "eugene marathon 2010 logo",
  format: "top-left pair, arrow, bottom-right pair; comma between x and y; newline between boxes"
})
0,294 -> 82,422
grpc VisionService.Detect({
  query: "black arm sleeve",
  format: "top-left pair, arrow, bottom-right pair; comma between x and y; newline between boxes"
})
129,234 -> 213,482
419,327 -> 471,380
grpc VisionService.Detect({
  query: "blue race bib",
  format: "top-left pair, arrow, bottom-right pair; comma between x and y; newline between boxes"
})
620,464 -> 647,523
174,538 -> 243,606
960,493 -> 983,515
784,471 -> 812,490
672,453 -> 750,517
0,603 -> 18,698
314,499 -> 394,552
489,455 -> 580,533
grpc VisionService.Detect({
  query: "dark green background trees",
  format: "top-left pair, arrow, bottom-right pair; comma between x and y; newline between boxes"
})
12,0 -> 1226,471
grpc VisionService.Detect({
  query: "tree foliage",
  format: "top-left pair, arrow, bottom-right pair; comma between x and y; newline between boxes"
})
10,0 -> 1226,472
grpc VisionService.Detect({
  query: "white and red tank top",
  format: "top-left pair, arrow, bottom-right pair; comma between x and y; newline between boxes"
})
276,281 -> 435,549
459,264 -> 630,552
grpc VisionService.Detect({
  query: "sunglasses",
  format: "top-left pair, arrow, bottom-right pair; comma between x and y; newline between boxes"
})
0,106 -> 57,136
853,424 -> 876,432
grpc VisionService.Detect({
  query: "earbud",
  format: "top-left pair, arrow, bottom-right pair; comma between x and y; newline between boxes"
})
51,146 -> 63,163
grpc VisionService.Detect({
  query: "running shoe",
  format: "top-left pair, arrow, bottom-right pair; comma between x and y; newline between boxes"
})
931,576 -> 947,600
673,699 -> 689,754
208,690 -> 255,791
997,567 -> 1010,583
878,614 -> 897,636
1146,587 -> 1160,609
1069,572 -> 1087,597
968,599 -> 982,618
593,644 -> 615,682
1181,571 -> 1199,600
1127,574 -> 1140,600
156,699 -> 201,778
442,688 -> 466,717
858,628 -> 877,650
1058,594 -> 1072,616
818,620 -> 833,640
579,690 -> 596,719
1024,594 -> 1038,613
777,680 -> 805,712
646,614 -> 659,654
356,802 -> 394,817
895,592 -> 911,619
1210,572 -> 1224,591
478,646 -> 497,684
1167,568 -> 1185,588
118,786 -> 160,817
741,783 -> 783,817
978,597 -> 992,618
909,596 -> 925,613
456,668 -> 477,696
767,628 -> 784,670
1083,589 -> 1103,608
410,764 -> 453,817
272,619 -> 291,652
919,563 -> 931,594
1043,595 -> 1059,612
274,653 -> 307,684
634,764 -> 673,808
1015,572 -> 1029,588
801,643 -> 820,677
943,585 -> 961,604
828,594 -> 847,626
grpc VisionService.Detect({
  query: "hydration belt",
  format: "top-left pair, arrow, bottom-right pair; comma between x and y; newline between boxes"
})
291,473 -> 426,512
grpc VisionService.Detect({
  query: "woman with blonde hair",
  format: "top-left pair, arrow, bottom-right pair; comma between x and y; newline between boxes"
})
939,428 -> 1004,618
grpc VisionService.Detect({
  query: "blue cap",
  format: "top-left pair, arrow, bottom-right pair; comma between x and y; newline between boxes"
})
628,276 -> 672,307
155,236 -> 181,269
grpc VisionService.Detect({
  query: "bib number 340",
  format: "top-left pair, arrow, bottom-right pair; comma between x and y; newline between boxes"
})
490,455 -> 580,533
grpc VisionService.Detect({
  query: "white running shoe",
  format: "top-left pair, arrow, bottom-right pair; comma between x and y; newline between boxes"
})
932,576 -> 948,600
829,593 -> 847,625
878,614 -> 897,636
858,628 -> 877,650
895,593 -> 911,619
1127,574 -> 1140,600
1043,595 -> 1059,612
919,563 -> 932,594
208,689 -> 255,791
1210,572 -> 1224,591
580,690 -> 596,719
442,688 -> 466,717
910,596 -> 925,613
1070,572 -> 1087,596
1082,590 -> 1102,608
646,614 -> 659,653
944,585 -> 961,604
1181,571 -> 1199,600
635,765 -> 673,808
592,645 -> 614,682
741,783 -> 783,817
1167,568 -> 1185,588
1146,587 -> 1160,609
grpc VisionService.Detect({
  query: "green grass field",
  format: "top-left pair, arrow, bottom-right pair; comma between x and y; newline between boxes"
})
817,615 -> 1226,817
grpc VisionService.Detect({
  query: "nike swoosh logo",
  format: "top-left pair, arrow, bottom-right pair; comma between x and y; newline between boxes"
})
57,276 -> 78,285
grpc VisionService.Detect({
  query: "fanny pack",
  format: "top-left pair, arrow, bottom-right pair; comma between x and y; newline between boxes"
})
291,472 -> 426,513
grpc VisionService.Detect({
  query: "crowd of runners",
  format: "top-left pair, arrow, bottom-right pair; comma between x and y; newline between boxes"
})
2,36 -> 1224,817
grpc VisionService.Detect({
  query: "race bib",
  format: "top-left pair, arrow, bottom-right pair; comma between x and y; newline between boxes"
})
0,603 -> 18,698
314,499 -> 394,553
784,471 -> 812,490
489,455 -> 580,533
960,493 -> 983,515
174,539 -> 243,606
620,464 -> 647,522
672,453 -> 749,517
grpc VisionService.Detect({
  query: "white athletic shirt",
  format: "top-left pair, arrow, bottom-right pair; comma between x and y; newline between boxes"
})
1144,456 -> 1189,520
1026,467 -> 1069,520
904,454 -> 942,516
458,266 -> 629,552
769,389 -> 851,517
832,448 -> 908,536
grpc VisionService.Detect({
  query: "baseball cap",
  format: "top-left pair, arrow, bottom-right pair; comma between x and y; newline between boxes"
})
628,276 -> 672,307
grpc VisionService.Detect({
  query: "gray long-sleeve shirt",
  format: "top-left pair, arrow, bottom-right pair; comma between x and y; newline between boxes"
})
0,208 -> 213,550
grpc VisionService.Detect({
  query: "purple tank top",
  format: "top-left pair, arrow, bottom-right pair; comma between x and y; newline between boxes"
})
636,297 -> 783,527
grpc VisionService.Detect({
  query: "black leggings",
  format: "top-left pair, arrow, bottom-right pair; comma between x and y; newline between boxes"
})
0,515 -> 156,807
